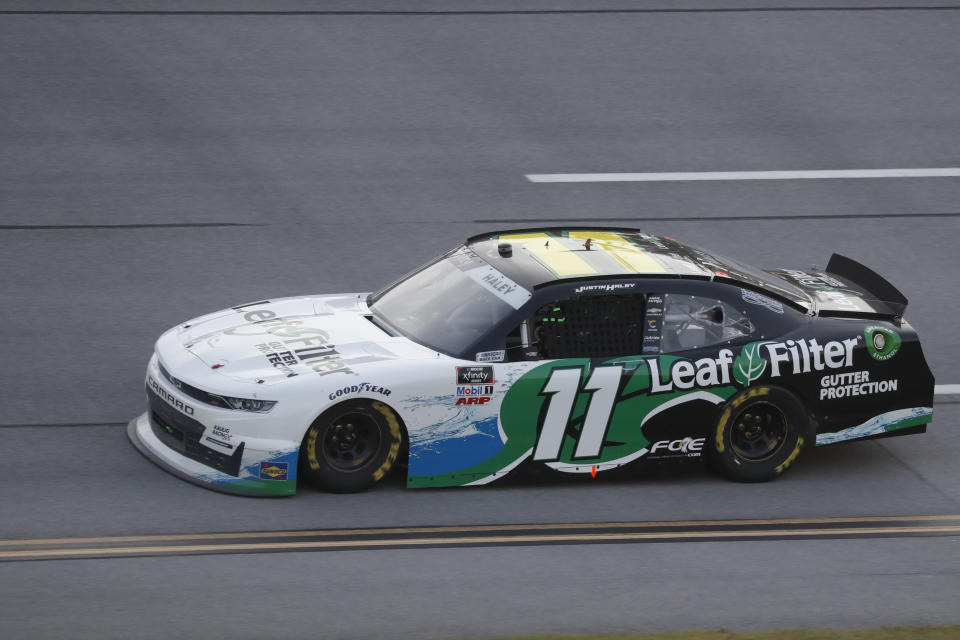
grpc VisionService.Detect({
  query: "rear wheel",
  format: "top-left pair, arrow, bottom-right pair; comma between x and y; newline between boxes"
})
301,400 -> 403,493
709,386 -> 809,482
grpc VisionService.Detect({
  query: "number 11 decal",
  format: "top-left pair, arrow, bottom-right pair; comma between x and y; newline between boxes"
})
532,365 -> 623,461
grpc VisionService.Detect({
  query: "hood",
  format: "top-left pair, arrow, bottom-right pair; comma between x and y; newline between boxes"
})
166,294 -> 422,385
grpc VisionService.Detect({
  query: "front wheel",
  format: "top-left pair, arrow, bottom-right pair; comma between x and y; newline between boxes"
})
709,386 -> 809,483
301,400 -> 403,493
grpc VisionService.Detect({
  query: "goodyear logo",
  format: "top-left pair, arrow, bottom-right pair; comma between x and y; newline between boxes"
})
259,461 -> 289,481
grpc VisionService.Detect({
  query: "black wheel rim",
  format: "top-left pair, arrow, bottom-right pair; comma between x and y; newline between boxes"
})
730,401 -> 788,461
322,411 -> 382,471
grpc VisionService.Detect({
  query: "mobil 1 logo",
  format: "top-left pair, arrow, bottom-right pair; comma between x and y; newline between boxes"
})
456,366 -> 495,406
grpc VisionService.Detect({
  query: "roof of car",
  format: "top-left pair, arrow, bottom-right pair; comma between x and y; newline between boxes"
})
465,227 -> 811,307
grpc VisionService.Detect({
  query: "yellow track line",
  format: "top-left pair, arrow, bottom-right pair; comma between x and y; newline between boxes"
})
3,514 -> 959,547
2,524 -> 959,560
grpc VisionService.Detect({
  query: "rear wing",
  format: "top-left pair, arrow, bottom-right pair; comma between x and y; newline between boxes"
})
824,253 -> 908,319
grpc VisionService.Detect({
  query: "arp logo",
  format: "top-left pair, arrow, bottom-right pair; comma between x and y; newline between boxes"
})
456,397 -> 490,406
259,461 -> 289,481
650,437 -> 705,457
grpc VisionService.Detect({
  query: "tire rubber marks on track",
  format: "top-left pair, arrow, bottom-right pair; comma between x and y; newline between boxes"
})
7,6 -> 960,16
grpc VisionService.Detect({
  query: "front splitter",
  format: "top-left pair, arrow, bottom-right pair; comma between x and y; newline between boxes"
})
127,413 -> 297,497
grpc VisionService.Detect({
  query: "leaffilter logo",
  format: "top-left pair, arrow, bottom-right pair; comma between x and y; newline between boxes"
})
732,341 -> 771,387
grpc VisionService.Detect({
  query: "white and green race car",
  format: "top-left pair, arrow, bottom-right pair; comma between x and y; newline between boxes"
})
128,227 -> 934,495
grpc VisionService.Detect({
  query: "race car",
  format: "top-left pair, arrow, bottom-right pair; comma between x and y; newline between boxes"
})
128,227 -> 934,496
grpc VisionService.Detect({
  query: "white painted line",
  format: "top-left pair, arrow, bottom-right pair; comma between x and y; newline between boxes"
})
934,384 -> 960,396
526,168 -> 960,183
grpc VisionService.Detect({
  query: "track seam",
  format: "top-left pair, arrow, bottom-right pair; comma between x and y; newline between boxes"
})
0,422 -> 126,429
0,223 -> 260,230
5,6 -> 960,16
3,214 -> 957,232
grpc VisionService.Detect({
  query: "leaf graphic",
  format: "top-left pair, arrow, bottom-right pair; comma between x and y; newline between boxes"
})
732,341 -> 770,387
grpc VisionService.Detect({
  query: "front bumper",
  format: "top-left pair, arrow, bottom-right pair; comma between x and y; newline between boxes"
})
128,355 -> 300,496
128,412 -> 298,497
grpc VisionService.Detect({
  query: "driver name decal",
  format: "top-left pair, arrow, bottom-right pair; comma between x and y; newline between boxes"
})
461,265 -> 532,309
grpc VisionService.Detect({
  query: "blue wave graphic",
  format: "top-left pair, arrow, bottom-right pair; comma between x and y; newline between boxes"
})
815,407 -> 931,446
408,415 -> 503,475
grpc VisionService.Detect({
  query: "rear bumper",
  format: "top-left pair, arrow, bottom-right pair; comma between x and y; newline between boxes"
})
127,412 -> 298,497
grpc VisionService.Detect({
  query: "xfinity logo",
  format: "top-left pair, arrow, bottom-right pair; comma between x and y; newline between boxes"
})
457,366 -> 494,385
650,437 -> 704,457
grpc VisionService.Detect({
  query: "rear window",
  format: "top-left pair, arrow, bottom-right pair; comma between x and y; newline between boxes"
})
660,294 -> 755,352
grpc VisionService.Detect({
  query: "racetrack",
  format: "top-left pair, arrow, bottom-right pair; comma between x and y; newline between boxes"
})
1,2 -> 959,638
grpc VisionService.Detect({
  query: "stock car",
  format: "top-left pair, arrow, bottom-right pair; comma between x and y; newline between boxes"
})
128,227 -> 934,496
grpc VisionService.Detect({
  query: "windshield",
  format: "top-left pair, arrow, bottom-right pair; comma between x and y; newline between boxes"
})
369,248 -> 529,357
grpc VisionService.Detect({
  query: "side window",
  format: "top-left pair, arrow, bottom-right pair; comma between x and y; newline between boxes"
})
531,294 -> 646,359
660,294 -> 755,353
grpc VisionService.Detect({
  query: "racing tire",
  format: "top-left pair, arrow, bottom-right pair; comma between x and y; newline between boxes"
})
709,385 -> 809,483
300,400 -> 403,493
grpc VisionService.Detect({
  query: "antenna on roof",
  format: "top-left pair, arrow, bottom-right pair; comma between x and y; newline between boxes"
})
498,242 -> 513,257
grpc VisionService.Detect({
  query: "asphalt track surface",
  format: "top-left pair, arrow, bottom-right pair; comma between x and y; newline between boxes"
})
1,2 -> 959,639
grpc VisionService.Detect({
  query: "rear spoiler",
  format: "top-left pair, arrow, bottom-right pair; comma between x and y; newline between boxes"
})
824,254 -> 908,319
